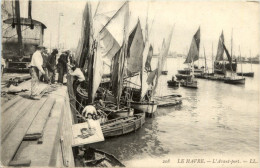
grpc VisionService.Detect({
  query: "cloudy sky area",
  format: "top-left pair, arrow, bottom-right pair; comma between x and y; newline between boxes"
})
17,0 -> 260,57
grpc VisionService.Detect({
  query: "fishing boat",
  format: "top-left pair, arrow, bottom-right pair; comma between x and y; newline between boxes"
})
221,32 -> 245,85
73,1 -> 134,118
123,10 -> 159,116
178,68 -> 191,75
75,147 -> 125,167
167,76 -> 179,87
101,113 -> 145,138
176,74 -> 192,80
180,76 -> 198,88
224,76 -> 245,84
237,72 -> 254,77
237,50 -> 254,77
179,27 -> 200,88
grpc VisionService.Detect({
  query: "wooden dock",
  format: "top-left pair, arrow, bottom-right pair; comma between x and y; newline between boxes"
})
1,81 -> 75,167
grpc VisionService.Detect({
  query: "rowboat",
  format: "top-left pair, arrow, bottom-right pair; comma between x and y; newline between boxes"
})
161,71 -> 168,75
167,79 -> 179,87
76,147 -> 125,167
101,113 -> 145,138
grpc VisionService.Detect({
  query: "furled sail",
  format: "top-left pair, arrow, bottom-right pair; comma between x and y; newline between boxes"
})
153,27 -> 174,94
184,27 -> 200,64
126,20 -> 145,76
215,31 -> 225,61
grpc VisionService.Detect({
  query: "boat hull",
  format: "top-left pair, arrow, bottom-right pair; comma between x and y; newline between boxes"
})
176,74 -> 192,80
101,113 -> 145,138
178,69 -> 191,75
167,80 -> 179,87
180,81 -> 198,88
237,72 -> 254,77
161,71 -> 168,75
112,108 -> 134,118
130,101 -> 158,114
224,77 -> 245,84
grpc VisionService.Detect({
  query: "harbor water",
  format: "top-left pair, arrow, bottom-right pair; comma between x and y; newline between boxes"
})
91,57 -> 259,167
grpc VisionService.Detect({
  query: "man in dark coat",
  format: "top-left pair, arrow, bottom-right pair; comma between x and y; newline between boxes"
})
57,51 -> 69,84
47,49 -> 58,84
40,47 -> 50,83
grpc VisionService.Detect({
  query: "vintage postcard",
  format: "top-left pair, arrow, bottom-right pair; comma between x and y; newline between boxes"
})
1,0 -> 259,167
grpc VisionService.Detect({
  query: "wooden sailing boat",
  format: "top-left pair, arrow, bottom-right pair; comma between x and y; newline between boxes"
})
214,31 -> 237,75
178,27 -> 200,88
237,50 -> 254,77
223,35 -> 245,84
74,2 -> 134,118
126,11 -> 158,116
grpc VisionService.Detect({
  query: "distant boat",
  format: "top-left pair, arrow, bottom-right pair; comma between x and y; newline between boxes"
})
237,50 -> 254,77
221,32 -> 245,85
178,27 -> 201,89
214,31 -> 237,75
237,72 -> 254,77
180,75 -> 198,88
224,76 -> 245,84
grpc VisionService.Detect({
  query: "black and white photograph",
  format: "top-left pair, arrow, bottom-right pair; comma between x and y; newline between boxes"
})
1,0 -> 260,167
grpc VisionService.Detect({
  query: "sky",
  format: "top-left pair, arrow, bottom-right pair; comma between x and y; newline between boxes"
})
15,0 -> 260,58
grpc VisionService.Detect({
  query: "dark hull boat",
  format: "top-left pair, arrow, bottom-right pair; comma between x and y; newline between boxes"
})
161,70 -> 168,75
237,72 -> 254,77
176,74 -> 192,80
167,80 -> 179,87
224,77 -> 245,84
178,69 -> 191,75
180,80 -> 198,88
101,113 -> 145,138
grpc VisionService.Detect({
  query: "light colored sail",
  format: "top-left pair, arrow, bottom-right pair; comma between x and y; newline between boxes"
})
90,2 -> 129,101
153,27 -> 174,94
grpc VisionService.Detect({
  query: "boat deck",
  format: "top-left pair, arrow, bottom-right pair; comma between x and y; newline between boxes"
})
1,80 -> 75,167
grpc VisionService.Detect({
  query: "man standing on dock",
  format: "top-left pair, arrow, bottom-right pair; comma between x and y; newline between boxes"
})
40,47 -> 50,83
47,49 -> 58,84
29,45 -> 45,100
57,50 -> 69,84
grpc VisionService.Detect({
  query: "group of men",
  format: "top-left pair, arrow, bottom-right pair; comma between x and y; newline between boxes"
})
29,45 -> 72,99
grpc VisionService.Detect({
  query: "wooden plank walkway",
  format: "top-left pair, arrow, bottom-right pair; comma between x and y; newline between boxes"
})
1,81 -> 75,166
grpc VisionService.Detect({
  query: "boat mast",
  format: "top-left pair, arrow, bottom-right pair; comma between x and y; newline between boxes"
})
230,28 -> 233,76
212,42 -> 214,73
239,45 -> 243,77
203,45 -> 207,73
250,50 -> 252,71
15,0 -> 23,57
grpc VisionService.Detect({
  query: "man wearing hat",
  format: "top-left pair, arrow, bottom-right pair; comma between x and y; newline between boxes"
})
40,47 -> 50,83
29,45 -> 45,99
47,49 -> 59,84
57,50 -> 69,84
